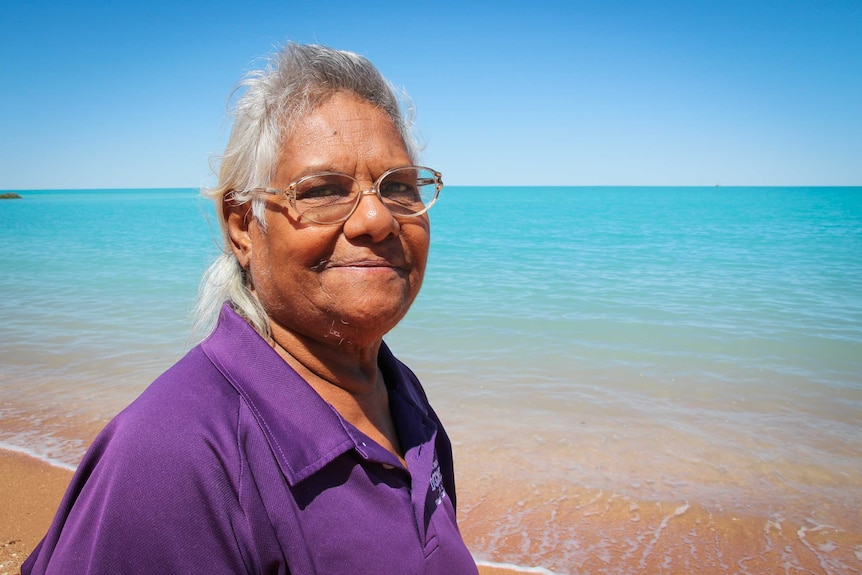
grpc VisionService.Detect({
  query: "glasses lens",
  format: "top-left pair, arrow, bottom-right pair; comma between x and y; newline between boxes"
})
378,167 -> 441,216
294,173 -> 358,224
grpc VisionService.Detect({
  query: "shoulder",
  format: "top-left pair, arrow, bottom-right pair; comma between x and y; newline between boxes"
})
79,343 -> 244,500
109,345 -> 241,458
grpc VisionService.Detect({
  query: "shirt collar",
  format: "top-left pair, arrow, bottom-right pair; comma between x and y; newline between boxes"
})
201,304 -> 354,484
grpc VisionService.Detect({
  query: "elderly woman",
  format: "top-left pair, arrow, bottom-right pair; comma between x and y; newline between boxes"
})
23,43 -> 478,575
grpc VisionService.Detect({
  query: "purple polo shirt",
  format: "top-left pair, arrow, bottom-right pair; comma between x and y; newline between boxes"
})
23,305 -> 478,575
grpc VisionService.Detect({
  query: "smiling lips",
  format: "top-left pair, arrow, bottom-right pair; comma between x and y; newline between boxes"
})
319,257 -> 408,272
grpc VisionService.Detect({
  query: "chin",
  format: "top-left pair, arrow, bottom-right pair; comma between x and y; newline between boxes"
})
332,303 -> 412,337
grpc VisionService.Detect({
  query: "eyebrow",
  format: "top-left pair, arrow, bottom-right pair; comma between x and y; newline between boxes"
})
286,164 -> 415,183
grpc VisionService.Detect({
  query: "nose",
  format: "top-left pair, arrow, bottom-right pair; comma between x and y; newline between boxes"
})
341,189 -> 400,242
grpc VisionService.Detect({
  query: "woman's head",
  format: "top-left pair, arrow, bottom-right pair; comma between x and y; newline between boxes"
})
196,43 -> 423,339
215,43 -> 418,205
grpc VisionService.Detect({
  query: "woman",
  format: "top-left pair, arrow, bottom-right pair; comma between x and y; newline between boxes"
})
23,43 -> 478,575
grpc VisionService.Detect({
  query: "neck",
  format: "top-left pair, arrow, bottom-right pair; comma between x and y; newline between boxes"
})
268,321 -> 382,396
270,327 -> 403,463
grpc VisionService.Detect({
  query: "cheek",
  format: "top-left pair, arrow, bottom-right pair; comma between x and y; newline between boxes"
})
407,223 -> 431,272
246,240 -> 275,300
247,226 -> 294,293
249,225 -> 337,292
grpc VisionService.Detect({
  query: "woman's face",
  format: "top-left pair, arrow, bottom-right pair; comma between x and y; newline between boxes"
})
228,92 -> 430,348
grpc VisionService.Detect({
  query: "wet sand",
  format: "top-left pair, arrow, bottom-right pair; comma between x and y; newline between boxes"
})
456,466 -> 862,575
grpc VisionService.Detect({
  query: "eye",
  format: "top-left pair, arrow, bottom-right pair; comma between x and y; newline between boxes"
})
380,180 -> 420,201
297,184 -> 350,200
294,175 -> 355,202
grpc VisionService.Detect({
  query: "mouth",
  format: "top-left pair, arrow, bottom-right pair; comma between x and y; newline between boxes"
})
313,258 -> 407,273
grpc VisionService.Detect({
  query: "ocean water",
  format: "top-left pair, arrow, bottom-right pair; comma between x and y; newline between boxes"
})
1,187 -> 861,574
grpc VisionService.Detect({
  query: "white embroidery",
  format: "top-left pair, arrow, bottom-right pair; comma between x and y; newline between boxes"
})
430,456 -> 446,507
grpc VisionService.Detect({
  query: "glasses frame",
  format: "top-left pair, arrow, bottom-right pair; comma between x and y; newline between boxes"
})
250,165 -> 443,225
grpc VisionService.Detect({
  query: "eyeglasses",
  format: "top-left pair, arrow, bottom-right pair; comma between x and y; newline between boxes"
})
251,166 -> 443,225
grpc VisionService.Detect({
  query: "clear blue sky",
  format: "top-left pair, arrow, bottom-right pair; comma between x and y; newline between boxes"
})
2,0 -> 860,188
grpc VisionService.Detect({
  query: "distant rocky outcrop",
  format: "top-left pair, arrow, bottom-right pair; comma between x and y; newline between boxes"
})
0,192 -> 23,199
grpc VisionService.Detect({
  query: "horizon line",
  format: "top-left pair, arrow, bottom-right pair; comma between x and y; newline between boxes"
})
4,184 -> 862,193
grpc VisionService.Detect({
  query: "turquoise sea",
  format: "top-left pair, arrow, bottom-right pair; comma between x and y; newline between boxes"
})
1,187 -> 861,574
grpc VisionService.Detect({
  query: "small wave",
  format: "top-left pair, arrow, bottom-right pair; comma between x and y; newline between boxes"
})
0,441 -> 78,472
475,558 -> 566,574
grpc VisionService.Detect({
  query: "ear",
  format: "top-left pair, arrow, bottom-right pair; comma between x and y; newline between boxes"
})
224,196 -> 255,271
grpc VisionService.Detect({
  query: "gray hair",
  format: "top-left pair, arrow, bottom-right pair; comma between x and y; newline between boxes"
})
194,43 -> 418,339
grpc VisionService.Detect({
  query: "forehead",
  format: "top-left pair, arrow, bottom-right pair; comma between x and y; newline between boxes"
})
277,92 -> 410,180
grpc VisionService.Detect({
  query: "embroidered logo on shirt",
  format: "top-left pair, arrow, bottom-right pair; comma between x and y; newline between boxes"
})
429,456 -> 447,507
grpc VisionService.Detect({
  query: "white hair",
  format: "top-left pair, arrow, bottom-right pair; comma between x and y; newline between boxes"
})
193,42 -> 419,339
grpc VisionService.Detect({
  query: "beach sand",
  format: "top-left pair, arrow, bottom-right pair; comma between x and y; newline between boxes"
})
0,450 -> 72,575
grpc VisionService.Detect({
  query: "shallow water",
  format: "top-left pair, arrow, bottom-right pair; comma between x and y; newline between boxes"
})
1,187 -> 861,573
